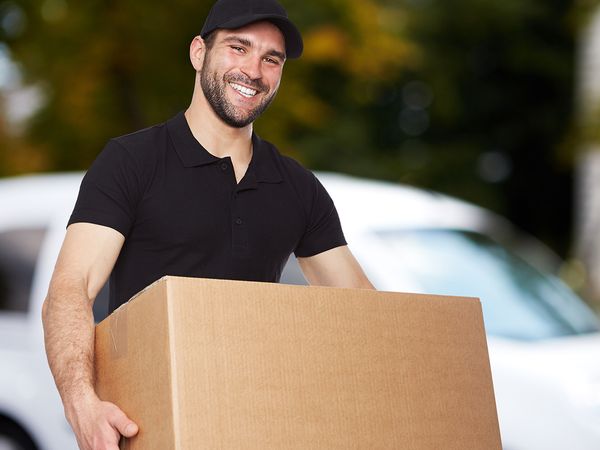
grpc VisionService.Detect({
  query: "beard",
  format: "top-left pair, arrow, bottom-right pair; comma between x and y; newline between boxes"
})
200,54 -> 278,128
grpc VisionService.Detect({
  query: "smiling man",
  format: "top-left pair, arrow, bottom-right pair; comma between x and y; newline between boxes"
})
42,0 -> 373,448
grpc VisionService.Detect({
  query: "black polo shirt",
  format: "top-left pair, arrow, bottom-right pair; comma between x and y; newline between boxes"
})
69,111 -> 346,313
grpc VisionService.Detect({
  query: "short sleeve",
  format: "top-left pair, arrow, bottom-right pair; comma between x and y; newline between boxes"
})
68,139 -> 142,237
294,174 -> 347,257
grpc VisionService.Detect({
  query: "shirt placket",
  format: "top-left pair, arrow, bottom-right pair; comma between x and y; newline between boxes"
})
218,157 -> 251,258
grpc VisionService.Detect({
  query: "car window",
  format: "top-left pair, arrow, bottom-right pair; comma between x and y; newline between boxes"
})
376,229 -> 600,341
280,255 -> 308,286
0,227 -> 46,313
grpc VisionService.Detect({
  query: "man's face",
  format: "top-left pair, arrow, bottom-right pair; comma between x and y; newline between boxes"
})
200,21 -> 286,128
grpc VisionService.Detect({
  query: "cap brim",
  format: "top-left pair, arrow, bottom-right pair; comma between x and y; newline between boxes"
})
203,13 -> 303,59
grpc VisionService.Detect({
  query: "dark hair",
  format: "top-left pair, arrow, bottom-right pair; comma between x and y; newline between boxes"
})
204,31 -> 217,51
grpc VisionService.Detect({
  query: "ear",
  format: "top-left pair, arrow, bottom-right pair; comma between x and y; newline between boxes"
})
190,36 -> 206,71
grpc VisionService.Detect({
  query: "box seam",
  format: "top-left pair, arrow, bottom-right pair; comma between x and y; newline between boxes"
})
166,277 -> 182,450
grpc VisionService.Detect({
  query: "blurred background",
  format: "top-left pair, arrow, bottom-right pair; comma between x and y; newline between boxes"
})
2,0 -> 600,308
3,1 -> 600,449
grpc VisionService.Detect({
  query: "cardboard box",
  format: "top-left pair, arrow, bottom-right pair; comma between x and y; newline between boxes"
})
95,276 -> 502,449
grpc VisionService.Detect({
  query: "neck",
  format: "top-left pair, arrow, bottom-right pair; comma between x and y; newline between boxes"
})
185,89 -> 253,161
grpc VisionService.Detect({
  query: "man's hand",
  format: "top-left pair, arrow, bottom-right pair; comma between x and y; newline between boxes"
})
67,394 -> 138,450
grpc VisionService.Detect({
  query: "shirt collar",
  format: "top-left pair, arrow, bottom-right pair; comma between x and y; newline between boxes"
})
249,133 -> 283,184
167,111 -> 283,185
167,111 -> 219,167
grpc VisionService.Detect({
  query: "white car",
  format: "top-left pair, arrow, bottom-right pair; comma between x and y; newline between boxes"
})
0,171 -> 599,450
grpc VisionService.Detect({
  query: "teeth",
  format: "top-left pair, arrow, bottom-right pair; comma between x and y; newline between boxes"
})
230,82 -> 257,97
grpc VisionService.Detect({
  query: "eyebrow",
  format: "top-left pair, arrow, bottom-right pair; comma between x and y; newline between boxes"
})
222,35 -> 286,61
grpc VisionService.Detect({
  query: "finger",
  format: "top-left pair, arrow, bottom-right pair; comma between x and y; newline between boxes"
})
122,422 -> 139,438
108,407 -> 139,438
92,424 -> 124,450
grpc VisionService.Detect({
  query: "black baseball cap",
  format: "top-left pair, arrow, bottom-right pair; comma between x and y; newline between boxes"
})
200,0 -> 303,59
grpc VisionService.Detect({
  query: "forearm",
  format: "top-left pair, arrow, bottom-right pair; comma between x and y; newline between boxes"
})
40,224 -> 136,448
42,274 -> 98,419
42,273 -> 139,448
298,246 -> 376,289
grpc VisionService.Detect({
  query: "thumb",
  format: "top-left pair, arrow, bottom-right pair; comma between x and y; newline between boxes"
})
110,408 -> 139,438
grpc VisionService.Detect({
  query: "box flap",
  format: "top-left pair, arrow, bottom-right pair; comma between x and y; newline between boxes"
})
95,277 -> 177,449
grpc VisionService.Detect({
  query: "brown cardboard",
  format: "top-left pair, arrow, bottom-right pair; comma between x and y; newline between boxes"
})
95,276 -> 502,449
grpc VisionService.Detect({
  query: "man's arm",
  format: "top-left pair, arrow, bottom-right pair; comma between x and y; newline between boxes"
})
297,245 -> 375,289
42,222 -> 138,450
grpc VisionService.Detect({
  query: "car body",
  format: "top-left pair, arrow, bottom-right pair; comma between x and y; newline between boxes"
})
0,171 -> 599,449
0,173 -> 80,450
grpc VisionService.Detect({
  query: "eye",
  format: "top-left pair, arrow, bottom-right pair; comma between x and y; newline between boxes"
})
230,46 -> 245,53
264,57 -> 281,65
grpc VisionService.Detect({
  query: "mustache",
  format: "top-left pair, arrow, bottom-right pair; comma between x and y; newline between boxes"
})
224,73 -> 268,93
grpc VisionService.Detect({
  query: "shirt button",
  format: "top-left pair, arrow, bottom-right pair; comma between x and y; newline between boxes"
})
220,162 -> 228,171
235,218 -> 243,225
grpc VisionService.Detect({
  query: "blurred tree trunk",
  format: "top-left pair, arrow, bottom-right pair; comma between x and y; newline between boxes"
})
575,150 -> 600,308
575,6 -> 600,309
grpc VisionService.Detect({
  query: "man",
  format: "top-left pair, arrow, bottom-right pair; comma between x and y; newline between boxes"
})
42,0 -> 374,448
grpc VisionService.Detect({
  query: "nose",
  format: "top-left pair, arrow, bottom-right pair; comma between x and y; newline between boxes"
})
240,55 -> 263,81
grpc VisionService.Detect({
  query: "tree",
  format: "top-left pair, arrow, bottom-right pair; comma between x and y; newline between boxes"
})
396,0 -> 576,257
572,0 -> 600,307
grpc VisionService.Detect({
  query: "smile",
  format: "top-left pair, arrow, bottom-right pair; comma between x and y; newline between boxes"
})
229,82 -> 258,98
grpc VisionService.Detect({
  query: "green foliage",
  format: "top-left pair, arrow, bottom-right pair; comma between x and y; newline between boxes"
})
0,0 -> 411,172
399,0 -> 576,253
1,0 -> 210,170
